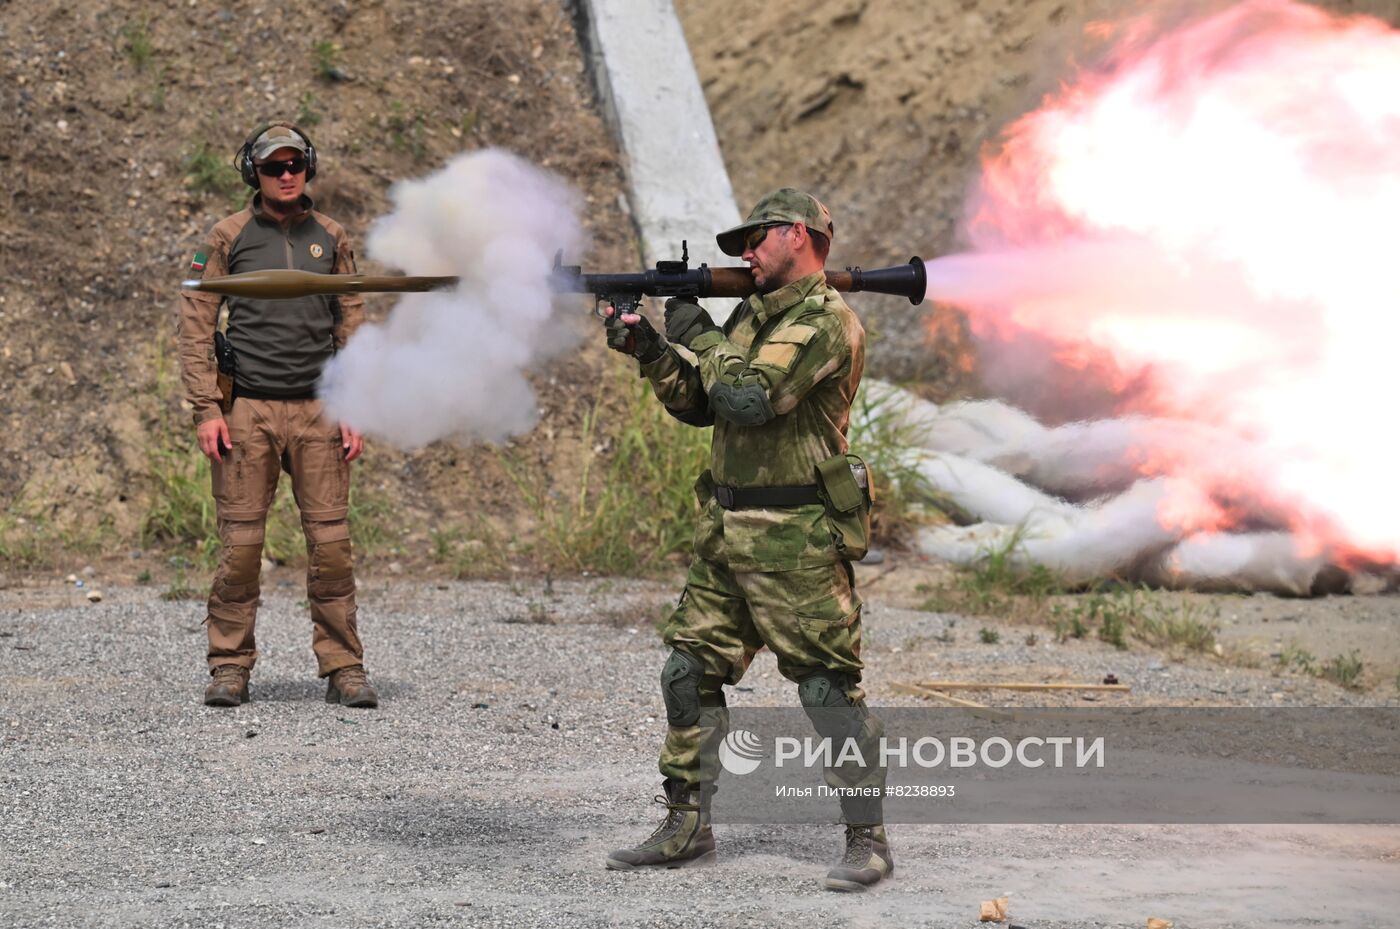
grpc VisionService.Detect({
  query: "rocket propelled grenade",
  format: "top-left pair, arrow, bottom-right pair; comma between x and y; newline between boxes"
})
181,269 -> 460,298
181,245 -> 929,308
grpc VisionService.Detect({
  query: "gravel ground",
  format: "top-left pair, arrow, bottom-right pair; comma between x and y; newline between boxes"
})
3,574 -> 1398,929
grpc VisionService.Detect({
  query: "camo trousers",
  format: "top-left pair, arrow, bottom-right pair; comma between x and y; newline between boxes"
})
204,397 -> 364,677
657,556 -> 882,803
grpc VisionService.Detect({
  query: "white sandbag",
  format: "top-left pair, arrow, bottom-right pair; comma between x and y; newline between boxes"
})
915,478 -> 1184,586
908,451 -> 1071,528
985,417 -> 1221,498
1139,532 -> 1338,596
919,400 -> 1050,459
861,380 -> 1388,594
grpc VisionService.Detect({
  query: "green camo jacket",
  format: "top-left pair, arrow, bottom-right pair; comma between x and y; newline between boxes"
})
639,271 -> 865,572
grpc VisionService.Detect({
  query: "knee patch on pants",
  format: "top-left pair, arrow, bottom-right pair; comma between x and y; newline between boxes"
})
217,522 -> 266,593
660,649 -> 725,727
306,521 -> 353,596
224,545 -> 263,588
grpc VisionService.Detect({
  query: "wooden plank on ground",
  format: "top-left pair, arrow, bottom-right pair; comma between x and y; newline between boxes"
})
917,680 -> 1131,693
891,681 -> 1014,722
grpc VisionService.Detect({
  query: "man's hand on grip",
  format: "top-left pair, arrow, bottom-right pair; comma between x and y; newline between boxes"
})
663,297 -> 719,349
604,305 -> 665,363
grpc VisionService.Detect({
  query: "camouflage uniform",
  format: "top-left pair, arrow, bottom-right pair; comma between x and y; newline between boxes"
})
637,192 -> 884,818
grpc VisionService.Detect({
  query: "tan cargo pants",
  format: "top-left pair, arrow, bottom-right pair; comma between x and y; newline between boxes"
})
205,397 -> 364,677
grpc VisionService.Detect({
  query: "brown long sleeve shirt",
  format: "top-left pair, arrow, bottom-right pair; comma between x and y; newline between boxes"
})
177,194 -> 365,424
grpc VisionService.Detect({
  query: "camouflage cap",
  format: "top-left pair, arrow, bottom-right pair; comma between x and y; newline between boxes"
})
716,188 -> 835,257
250,125 -> 309,161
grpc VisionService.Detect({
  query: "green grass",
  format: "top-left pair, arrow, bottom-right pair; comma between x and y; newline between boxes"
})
120,17 -> 154,72
0,508 -> 118,569
429,524 -> 508,579
977,626 -> 1000,644
501,374 -> 709,575
1278,642 -> 1318,675
296,91 -> 324,127
0,514 -> 54,567
1139,610 -> 1219,652
383,101 -> 429,161
182,141 -> 245,207
1320,651 -> 1364,689
160,568 -> 203,601
312,39 -> 343,80
1277,643 -> 1368,690
920,529 -> 1064,618
921,535 -> 1221,655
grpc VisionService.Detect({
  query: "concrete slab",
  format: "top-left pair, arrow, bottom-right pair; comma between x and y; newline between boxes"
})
576,0 -> 742,320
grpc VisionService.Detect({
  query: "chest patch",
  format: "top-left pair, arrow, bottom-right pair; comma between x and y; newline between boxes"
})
752,325 -> 818,373
309,243 -> 324,259
755,342 -> 799,371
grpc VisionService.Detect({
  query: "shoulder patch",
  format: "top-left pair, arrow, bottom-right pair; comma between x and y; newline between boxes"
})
189,247 -> 209,273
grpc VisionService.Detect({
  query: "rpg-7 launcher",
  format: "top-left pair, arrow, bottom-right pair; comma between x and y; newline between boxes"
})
548,242 -> 928,318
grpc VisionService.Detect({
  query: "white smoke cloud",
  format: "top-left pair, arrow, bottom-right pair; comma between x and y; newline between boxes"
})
319,149 -> 583,447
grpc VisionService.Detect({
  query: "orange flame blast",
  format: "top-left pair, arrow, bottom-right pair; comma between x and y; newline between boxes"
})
923,0 -> 1400,561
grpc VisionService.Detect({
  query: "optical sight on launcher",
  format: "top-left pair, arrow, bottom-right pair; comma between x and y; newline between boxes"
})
181,243 -> 929,309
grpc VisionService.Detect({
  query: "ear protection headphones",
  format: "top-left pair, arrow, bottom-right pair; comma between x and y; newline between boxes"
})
235,122 -> 318,189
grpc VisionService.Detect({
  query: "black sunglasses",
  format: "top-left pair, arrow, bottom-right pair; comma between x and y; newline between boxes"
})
256,157 -> 308,178
743,223 -> 790,252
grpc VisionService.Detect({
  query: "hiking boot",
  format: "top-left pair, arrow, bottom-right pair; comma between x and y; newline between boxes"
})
204,665 -> 250,707
326,665 -> 379,708
605,779 -> 716,870
824,824 -> 894,892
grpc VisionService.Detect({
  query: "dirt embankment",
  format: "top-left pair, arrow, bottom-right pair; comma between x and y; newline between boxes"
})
676,0 -> 1400,388
1,0 -> 638,567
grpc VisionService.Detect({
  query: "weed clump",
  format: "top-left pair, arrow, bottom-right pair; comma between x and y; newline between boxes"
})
312,39 -> 347,81
182,142 -> 245,207
120,17 -> 154,72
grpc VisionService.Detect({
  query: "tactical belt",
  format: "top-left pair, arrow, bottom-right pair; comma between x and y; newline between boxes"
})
233,384 -> 318,401
714,483 -> 823,510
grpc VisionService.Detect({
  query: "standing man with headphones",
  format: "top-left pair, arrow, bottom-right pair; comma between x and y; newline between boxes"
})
177,123 -> 378,709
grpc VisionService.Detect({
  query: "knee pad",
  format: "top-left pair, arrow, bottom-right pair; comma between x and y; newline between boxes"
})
661,650 -> 706,727
798,670 -> 855,709
798,670 -> 867,744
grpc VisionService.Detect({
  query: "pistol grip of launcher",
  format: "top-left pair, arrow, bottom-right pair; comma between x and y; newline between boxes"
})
595,294 -> 641,320
598,295 -> 644,356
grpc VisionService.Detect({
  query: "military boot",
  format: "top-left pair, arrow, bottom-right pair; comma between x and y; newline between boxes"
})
204,665 -> 250,707
326,665 -> 379,708
824,824 -> 894,892
605,779 -> 716,870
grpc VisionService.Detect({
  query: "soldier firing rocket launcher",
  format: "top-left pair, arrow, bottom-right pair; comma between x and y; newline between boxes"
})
181,242 -> 929,310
